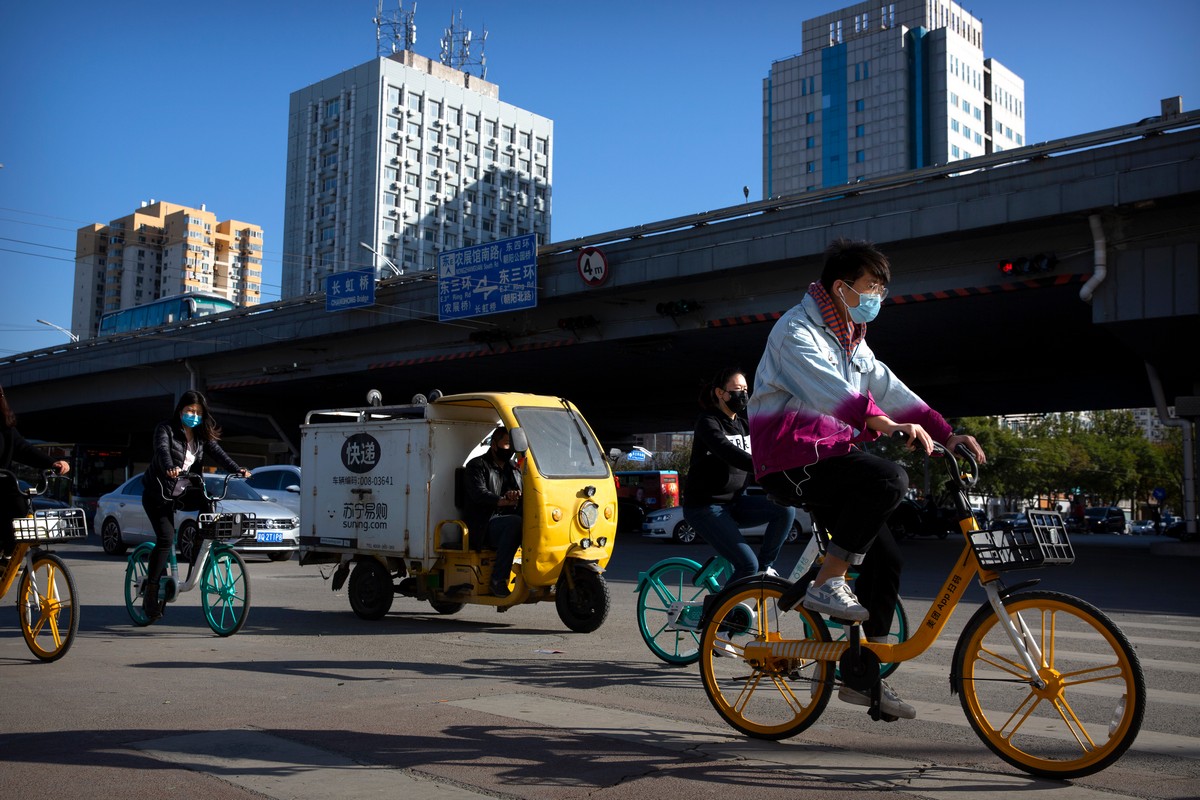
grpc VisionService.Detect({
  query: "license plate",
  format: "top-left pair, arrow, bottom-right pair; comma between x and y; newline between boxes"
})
256,532 -> 284,543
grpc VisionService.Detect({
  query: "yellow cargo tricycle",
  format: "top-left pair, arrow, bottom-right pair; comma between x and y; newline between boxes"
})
299,391 -> 618,632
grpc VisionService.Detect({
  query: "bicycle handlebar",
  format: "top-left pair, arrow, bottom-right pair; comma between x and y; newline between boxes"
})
891,432 -> 979,490
0,467 -> 60,497
155,472 -> 245,505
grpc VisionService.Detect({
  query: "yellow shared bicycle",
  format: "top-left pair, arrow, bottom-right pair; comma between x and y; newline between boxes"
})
0,469 -> 87,661
697,441 -> 1144,780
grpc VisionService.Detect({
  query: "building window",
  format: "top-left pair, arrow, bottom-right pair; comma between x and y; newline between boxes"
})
951,144 -> 960,158
408,93 -> 422,112
806,111 -> 815,124
407,121 -> 421,137
806,161 -> 815,174
427,129 -> 440,144
535,137 -> 548,155
855,124 -> 864,137
855,98 -> 864,112
855,150 -> 865,163
428,99 -> 442,119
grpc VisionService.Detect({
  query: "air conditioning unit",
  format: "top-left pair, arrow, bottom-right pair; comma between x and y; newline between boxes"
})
403,235 -> 413,243
391,132 -> 401,139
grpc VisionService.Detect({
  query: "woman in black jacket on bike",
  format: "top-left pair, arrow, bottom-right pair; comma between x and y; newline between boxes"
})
141,390 -> 249,621
681,367 -> 795,583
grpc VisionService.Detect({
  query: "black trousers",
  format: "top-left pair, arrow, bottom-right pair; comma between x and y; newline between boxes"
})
141,495 -> 178,592
759,450 -> 908,639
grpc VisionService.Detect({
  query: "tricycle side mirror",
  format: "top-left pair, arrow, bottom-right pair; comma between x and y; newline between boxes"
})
510,427 -> 529,454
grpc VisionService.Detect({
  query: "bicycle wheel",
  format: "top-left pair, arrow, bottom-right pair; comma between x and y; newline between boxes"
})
18,551 -> 79,661
201,546 -> 250,636
636,558 -> 707,665
124,544 -> 154,626
953,590 -> 1145,779
825,595 -> 910,679
699,576 -> 835,740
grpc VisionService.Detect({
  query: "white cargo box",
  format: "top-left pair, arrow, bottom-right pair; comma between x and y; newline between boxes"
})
300,402 -> 500,568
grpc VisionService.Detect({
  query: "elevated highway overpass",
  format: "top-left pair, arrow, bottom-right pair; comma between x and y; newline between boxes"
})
2,112 -> 1198,461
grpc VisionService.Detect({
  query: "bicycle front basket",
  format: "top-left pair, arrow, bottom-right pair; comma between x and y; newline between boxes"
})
12,508 -> 88,543
199,512 -> 258,541
969,511 -> 1074,570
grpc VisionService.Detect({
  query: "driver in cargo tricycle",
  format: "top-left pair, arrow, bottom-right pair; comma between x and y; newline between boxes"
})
299,391 -> 618,633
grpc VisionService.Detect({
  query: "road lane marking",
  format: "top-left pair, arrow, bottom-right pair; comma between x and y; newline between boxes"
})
133,730 -> 490,799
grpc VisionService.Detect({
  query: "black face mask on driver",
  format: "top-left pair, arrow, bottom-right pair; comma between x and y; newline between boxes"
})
724,391 -> 749,413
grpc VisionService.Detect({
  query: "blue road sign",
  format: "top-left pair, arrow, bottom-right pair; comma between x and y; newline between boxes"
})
438,234 -> 537,321
325,270 -> 376,312
625,450 -> 646,462
1153,487 -> 1166,501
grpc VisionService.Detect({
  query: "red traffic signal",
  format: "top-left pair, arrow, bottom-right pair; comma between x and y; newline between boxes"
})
998,253 -> 1056,276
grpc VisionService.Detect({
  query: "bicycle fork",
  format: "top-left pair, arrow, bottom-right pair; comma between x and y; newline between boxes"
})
981,581 -> 1047,690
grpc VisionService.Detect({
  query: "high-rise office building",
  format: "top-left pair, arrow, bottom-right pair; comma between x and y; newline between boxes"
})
71,200 -> 263,339
282,50 -> 553,298
763,0 -> 1025,197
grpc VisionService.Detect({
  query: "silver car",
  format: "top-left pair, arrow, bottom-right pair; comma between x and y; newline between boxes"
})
96,472 -> 300,561
247,465 -> 302,515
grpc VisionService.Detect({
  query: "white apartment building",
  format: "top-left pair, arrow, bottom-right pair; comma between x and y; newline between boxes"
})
72,200 -> 263,340
763,0 -> 1025,197
283,50 -> 553,297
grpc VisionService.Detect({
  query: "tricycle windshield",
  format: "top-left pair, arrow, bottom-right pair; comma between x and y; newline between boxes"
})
513,406 -> 610,479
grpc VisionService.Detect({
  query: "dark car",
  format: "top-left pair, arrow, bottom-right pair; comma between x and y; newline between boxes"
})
1084,506 -> 1127,534
1164,518 -> 1196,541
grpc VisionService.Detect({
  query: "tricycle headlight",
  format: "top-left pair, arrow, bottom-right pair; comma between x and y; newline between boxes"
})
578,501 -> 599,530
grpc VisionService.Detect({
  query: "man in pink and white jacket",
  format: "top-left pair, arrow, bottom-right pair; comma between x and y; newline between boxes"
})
749,238 -> 985,720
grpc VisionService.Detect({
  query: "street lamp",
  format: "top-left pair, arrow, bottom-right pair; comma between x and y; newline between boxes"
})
36,319 -> 78,343
359,241 -> 403,277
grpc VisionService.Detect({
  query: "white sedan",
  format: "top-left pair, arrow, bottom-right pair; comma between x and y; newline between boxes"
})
96,472 -> 300,561
641,492 -> 811,545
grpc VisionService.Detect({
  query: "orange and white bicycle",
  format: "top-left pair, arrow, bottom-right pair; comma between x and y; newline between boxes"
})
0,469 -> 87,661
697,440 -> 1145,779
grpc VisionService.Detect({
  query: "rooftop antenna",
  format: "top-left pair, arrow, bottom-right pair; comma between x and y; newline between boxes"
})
374,0 -> 417,57
438,9 -> 487,79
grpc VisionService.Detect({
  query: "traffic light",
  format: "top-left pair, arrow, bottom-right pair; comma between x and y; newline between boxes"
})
998,253 -> 1057,276
557,314 -> 599,331
656,299 -> 703,317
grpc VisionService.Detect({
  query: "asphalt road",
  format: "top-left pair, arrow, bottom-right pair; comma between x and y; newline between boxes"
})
1,532 -> 1197,800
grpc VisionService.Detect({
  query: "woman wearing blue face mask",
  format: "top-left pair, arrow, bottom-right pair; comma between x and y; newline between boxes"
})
140,390 -> 250,621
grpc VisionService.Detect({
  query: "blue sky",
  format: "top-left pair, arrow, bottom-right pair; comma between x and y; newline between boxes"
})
1,0 -> 1197,355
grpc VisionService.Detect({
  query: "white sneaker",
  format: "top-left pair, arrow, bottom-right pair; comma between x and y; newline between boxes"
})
802,577 -> 869,621
838,679 -> 916,719
764,567 -> 780,578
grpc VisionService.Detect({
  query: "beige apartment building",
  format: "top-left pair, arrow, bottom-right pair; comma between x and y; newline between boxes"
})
72,200 -> 263,339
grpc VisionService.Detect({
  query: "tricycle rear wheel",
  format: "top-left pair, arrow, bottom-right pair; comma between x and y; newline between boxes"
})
555,568 -> 609,633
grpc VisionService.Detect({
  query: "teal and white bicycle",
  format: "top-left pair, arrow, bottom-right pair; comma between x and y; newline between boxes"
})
123,474 -> 254,636
635,512 -> 909,667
